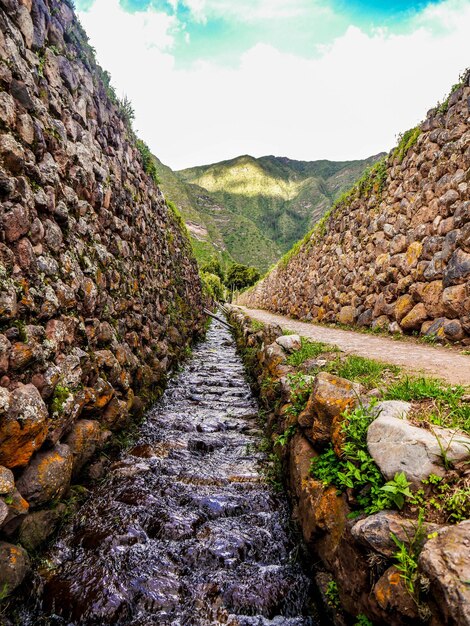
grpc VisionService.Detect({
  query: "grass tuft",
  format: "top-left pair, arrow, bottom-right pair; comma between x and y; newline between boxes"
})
286,338 -> 338,367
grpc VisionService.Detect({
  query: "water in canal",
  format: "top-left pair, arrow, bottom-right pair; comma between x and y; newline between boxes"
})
20,320 -> 321,625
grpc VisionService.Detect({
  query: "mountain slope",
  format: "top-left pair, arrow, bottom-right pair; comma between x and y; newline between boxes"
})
155,153 -> 383,273
178,154 -> 384,260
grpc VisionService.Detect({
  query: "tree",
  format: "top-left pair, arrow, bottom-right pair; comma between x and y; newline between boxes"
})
200,272 -> 226,301
201,257 -> 224,282
225,263 -> 260,291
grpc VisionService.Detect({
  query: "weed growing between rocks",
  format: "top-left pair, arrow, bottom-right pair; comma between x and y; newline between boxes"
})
310,405 -> 414,515
384,377 -> 470,433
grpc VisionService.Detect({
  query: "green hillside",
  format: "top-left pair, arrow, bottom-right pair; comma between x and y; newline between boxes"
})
155,153 -> 383,273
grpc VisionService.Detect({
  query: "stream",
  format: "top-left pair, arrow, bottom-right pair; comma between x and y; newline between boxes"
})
19,320 -> 321,625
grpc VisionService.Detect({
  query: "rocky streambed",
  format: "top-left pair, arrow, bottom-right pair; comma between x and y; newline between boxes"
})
15,320 -> 320,625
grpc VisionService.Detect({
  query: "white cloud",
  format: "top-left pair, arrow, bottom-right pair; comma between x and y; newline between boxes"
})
78,0 -> 470,170
182,0 -> 312,23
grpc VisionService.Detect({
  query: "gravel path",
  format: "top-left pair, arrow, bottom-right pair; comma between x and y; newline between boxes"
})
237,307 -> 470,387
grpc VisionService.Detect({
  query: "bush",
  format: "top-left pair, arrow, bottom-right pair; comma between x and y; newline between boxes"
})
136,139 -> 160,185
200,272 -> 225,301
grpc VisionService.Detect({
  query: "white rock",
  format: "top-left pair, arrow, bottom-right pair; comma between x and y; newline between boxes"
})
367,404 -> 470,484
276,334 -> 301,353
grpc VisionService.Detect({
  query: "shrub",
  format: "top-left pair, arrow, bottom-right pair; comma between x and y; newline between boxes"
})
136,139 -> 160,185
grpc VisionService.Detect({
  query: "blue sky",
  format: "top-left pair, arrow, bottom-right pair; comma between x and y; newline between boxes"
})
76,0 -> 469,168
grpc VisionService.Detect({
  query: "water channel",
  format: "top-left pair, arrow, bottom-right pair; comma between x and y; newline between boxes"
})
20,320 -> 322,625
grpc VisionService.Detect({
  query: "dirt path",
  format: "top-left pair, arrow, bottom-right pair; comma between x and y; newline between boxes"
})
236,306 -> 470,387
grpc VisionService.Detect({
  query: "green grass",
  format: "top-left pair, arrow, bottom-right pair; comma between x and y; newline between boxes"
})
326,354 -> 401,389
286,338 -> 338,366
383,377 -> 470,433
393,127 -> 421,164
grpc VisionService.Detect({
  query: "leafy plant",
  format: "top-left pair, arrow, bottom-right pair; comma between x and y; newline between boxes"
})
354,615 -> 374,626
393,127 -> 421,164
325,580 -> 340,608
136,139 -> 160,185
379,472 -> 413,510
444,487 -> 470,522
311,406 -> 416,514
117,94 -> 135,130
275,425 -> 297,447
50,384 -> 72,416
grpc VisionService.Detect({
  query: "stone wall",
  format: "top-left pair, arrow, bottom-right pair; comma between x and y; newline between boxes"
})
229,307 -> 470,626
238,73 -> 470,343
0,0 -> 204,590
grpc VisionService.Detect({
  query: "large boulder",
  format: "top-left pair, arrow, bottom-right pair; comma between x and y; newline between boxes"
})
367,402 -> 470,484
0,541 -> 30,597
0,384 -> 48,468
16,444 -> 73,506
298,372 -> 364,447
419,521 -> 470,626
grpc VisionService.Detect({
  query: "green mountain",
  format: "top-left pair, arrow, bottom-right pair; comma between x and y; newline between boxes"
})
155,153 -> 384,273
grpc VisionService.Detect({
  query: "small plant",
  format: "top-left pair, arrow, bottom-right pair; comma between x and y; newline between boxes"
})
393,126 -> 421,164
379,472 -> 413,510
275,425 -> 297,447
136,139 -> 160,185
354,615 -> 373,626
284,373 -> 314,418
264,451 -> 284,492
325,580 -> 340,608
444,487 -> 470,522
117,94 -> 135,130
250,320 -> 265,332
50,384 -> 72,416
390,511 -> 426,596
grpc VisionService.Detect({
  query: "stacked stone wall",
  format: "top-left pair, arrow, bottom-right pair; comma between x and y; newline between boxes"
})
239,74 -> 470,343
0,0 -> 204,583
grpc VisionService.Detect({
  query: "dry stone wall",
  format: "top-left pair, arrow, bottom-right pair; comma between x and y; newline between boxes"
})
0,0 -> 204,584
238,73 -> 470,344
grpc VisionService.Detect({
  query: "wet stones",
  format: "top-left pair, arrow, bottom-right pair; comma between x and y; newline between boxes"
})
16,443 -> 73,506
20,322 -> 314,625
18,504 -> 67,551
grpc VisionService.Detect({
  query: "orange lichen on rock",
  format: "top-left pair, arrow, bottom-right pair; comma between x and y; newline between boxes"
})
0,385 -> 48,468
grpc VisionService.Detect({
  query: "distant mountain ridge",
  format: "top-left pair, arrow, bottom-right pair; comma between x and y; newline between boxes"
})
154,152 -> 384,272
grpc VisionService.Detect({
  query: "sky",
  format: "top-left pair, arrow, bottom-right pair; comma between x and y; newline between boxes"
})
76,0 -> 470,170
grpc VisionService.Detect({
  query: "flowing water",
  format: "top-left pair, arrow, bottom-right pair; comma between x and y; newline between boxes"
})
20,321 -> 321,625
